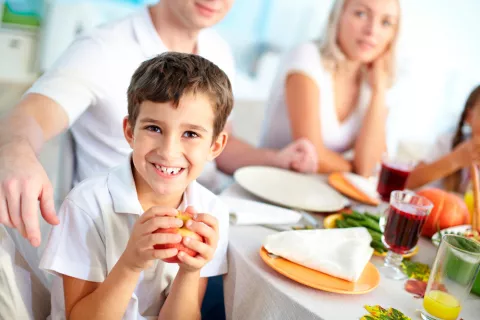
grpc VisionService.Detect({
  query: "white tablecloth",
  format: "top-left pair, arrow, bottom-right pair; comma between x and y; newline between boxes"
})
222,183 -> 480,320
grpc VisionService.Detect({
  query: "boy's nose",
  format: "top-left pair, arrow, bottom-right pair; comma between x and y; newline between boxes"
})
157,135 -> 181,158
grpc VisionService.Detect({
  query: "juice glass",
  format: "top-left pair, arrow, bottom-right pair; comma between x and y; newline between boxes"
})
422,234 -> 480,320
376,154 -> 415,202
380,190 -> 433,280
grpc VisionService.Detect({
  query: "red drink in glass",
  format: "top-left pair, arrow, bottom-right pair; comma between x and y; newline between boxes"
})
377,162 -> 411,202
384,202 -> 428,254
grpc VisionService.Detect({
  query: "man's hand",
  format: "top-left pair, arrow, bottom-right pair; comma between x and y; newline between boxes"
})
275,138 -> 318,173
0,140 -> 58,247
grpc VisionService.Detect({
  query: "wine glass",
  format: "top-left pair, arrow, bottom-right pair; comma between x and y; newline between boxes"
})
379,190 -> 433,280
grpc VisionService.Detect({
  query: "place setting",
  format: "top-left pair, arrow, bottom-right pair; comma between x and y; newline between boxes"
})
222,153 -> 480,319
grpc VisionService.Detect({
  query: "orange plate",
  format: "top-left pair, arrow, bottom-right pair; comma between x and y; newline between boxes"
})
260,247 -> 380,294
323,213 -> 420,258
328,173 -> 379,206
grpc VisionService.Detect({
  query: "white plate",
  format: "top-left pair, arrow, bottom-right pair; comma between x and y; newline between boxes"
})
233,166 -> 350,212
431,225 -> 472,246
221,196 -> 302,225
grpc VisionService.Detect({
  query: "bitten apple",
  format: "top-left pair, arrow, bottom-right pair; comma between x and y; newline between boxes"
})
153,211 -> 204,263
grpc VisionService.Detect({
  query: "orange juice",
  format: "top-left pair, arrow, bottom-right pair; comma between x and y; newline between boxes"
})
423,290 -> 461,320
464,190 -> 474,222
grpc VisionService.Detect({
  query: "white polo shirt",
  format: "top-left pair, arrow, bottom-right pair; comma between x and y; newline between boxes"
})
27,7 -> 235,187
39,157 -> 229,320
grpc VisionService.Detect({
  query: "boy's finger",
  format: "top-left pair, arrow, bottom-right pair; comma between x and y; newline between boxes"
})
185,220 -> 217,246
145,248 -> 178,261
184,206 -> 198,216
177,251 -> 204,269
142,216 -> 183,234
139,232 -> 182,249
140,207 -> 178,223
193,213 -> 218,232
183,237 -> 214,260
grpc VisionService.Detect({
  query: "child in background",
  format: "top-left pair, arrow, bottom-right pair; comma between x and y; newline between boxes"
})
406,85 -> 480,194
39,52 -> 233,319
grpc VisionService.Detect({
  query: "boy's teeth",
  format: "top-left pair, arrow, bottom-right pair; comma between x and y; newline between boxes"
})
155,165 -> 181,175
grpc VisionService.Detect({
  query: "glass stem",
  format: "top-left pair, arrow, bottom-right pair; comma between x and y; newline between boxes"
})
384,250 -> 403,269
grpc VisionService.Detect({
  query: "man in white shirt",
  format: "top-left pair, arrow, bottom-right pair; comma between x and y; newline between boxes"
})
0,0 -> 316,249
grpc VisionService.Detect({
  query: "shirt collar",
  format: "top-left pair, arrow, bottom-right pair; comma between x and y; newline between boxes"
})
107,155 -> 144,215
132,7 -> 167,58
107,154 -> 196,215
132,6 -> 206,58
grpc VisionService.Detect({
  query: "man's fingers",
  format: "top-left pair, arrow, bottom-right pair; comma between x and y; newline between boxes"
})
4,180 -> 26,238
0,190 -> 13,228
21,186 -> 41,247
39,183 -> 58,226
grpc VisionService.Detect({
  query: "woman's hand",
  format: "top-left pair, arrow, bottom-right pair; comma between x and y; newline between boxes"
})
367,50 -> 391,93
453,137 -> 480,169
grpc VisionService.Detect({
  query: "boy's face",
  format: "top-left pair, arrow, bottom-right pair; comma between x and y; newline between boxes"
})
124,92 -> 228,198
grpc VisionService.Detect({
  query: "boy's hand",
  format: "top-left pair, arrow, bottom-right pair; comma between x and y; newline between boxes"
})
177,206 -> 219,272
119,207 -> 183,272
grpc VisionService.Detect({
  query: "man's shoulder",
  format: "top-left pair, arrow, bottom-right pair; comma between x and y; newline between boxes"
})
76,9 -> 141,49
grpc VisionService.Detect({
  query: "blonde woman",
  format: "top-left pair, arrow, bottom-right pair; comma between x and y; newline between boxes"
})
259,0 -> 400,176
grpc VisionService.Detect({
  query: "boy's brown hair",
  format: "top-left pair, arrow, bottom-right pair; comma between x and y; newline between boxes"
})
127,52 -> 233,138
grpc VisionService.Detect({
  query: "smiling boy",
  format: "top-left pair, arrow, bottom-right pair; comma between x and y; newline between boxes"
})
39,52 -> 233,319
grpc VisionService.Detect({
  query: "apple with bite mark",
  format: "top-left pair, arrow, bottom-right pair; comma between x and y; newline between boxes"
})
153,211 -> 203,263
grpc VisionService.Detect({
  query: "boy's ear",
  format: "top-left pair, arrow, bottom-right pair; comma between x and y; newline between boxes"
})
208,131 -> 229,161
123,116 -> 135,148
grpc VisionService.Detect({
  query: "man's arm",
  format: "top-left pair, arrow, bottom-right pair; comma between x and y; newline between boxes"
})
215,131 -> 280,175
0,94 -> 68,245
215,123 -> 318,175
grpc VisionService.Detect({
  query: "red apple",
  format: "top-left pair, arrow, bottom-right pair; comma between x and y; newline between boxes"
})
153,211 -> 203,263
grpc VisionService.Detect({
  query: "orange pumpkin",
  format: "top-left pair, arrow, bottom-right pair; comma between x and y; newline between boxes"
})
417,188 -> 471,237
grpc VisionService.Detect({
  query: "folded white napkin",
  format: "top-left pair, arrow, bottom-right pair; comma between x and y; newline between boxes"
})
343,172 -> 380,201
264,227 -> 374,282
221,196 -> 302,225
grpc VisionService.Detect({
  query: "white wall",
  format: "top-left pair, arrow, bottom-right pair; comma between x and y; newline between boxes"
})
38,0 -> 480,154
216,0 -> 480,153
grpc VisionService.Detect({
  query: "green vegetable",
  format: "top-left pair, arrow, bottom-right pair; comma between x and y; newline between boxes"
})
349,211 -> 366,221
335,212 -> 386,253
364,212 -> 381,223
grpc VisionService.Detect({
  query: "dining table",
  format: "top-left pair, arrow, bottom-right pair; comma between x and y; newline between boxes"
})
221,182 -> 480,320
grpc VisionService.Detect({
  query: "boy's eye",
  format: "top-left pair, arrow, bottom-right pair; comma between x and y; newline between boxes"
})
183,131 -> 199,138
146,125 -> 162,133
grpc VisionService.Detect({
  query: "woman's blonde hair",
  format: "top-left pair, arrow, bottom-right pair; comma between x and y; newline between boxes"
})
319,0 -> 400,87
